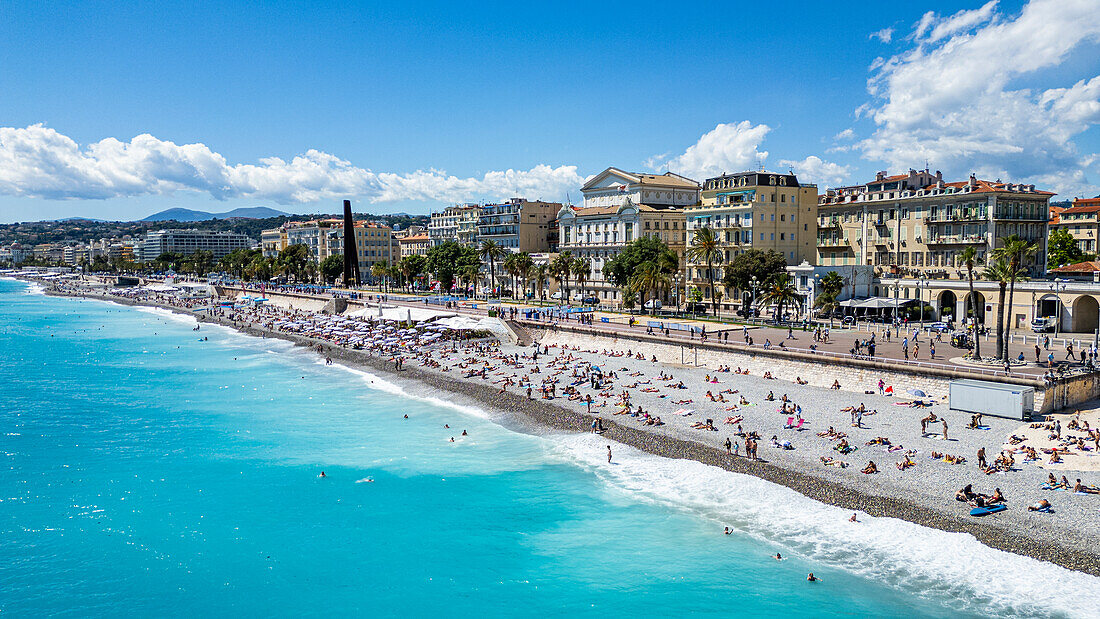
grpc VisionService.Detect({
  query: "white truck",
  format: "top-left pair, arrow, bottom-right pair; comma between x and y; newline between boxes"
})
1031,316 -> 1057,333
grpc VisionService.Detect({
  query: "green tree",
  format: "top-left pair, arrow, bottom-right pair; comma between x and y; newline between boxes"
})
550,251 -> 573,303
480,240 -> 507,297
603,237 -> 678,291
572,256 -> 591,302
245,255 -> 273,281
534,263 -> 549,301
993,235 -> 1037,360
759,273 -> 802,322
276,244 -> 310,282
630,261 -> 671,315
1047,228 -> 1087,267
686,226 -> 723,314
982,257 -> 1021,360
426,241 -> 479,293
721,249 -> 787,305
399,254 -> 427,291
320,254 -> 344,285
371,260 -> 390,292
959,246 -> 983,361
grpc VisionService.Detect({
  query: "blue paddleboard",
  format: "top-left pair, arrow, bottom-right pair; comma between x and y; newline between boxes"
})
970,504 -> 1006,517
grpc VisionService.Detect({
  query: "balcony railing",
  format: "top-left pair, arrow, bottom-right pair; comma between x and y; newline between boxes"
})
925,234 -> 985,245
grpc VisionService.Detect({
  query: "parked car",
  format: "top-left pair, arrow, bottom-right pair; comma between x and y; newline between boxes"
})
1031,316 -> 1057,333
928,321 -> 950,333
737,307 -> 760,318
550,291 -> 564,300
685,302 -> 708,314
582,296 -> 600,305
643,299 -> 662,311
950,331 -> 973,349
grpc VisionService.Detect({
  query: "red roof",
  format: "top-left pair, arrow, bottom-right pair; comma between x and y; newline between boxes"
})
1050,261 -> 1100,273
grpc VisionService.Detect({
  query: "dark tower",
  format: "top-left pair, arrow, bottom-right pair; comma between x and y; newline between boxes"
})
342,200 -> 360,286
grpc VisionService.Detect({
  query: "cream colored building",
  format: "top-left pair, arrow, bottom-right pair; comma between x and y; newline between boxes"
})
816,169 -> 1053,278
685,171 -> 817,310
260,227 -> 288,258
555,167 -> 699,305
398,233 -> 431,259
1049,197 -> 1100,254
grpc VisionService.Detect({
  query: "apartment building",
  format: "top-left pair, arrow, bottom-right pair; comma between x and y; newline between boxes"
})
428,204 -> 480,247
476,198 -> 562,253
139,229 -> 254,262
685,171 -> 817,308
260,227 -> 289,258
352,223 -> 395,277
816,169 -> 1053,278
398,233 -> 431,259
556,167 -> 699,304
1049,197 -> 1100,254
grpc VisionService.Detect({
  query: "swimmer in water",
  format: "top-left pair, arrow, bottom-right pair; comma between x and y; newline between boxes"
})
724,527 -> 731,535
773,553 -> 782,560
807,573 -> 819,582
403,414 -> 408,419
461,430 -> 467,436
849,513 -> 859,522
449,437 -> 455,442
445,424 -> 450,429
319,471 -> 326,478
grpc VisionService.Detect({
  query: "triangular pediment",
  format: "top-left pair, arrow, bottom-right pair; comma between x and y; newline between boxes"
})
581,167 -> 640,191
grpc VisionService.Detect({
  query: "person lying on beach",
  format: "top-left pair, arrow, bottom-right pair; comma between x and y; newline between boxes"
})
725,415 -> 744,425
831,380 -> 841,390
1074,479 -> 1100,494
1028,499 -> 1052,512
895,455 -> 915,470
795,377 -> 808,385
820,456 -> 848,468
861,461 -> 878,474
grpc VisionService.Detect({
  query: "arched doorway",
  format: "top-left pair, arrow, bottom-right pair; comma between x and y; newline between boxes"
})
964,291 -> 986,325
937,290 -> 957,321
1037,294 -> 1061,326
1072,295 -> 1099,333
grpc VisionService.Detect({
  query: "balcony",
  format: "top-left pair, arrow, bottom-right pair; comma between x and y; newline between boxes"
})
925,234 -> 985,245
817,237 -> 848,247
873,220 -> 889,228
819,219 -> 841,229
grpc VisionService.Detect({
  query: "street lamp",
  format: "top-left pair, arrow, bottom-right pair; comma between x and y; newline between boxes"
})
750,275 -> 759,319
917,276 -> 928,330
1050,278 -> 1066,337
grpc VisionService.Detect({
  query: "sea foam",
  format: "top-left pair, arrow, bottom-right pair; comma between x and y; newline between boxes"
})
551,433 -> 1100,619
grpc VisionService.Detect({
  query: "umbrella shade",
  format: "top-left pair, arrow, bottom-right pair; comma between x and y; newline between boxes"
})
907,388 -> 927,397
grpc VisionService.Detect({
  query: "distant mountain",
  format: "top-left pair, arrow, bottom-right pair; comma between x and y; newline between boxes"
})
58,216 -> 106,222
141,207 -> 289,222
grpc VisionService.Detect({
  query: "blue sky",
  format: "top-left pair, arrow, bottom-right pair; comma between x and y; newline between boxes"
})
1,0 -> 1098,223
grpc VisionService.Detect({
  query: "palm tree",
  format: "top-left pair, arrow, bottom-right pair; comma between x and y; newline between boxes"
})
686,226 -> 722,315
982,257 -> 1022,360
760,273 -> 802,323
993,235 -> 1037,360
502,253 -> 519,299
371,260 -> 389,292
480,240 -> 507,298
959,246 -> 982,360
572,257 -> 591,303
630,261 -> 671,316
534,264 -> 549,302
513,252 -> 534,301
459,262 -> 480,297
818,271 -> 845,328
550,251 -> 573,303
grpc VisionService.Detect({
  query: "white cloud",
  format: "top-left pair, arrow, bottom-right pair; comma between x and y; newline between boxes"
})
834,128 -> 856,141
869,28 -> 893,43
0,124 -> 584,204
859,0 -> 1100,197
648,121 -> 851,186
777,156 -> 852,186
648,121 -> 771,180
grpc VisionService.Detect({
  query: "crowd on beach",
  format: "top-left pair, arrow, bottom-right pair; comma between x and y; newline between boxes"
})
33,277 -> 1100,530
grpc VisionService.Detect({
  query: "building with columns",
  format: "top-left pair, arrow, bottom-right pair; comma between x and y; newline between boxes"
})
555,167 -> 700,305
685,170 -> 818,312
816,169 -> 1054,279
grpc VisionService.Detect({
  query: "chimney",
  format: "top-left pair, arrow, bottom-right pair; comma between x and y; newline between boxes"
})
342,200 -> 361,287
875,171 -> 886,181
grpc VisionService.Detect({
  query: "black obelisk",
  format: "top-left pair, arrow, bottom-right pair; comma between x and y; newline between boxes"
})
342,200 -> 360,286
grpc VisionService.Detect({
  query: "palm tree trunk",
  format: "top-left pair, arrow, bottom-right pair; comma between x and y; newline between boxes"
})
708,259 -> 716,314
1005,279 -> 1017,360
968,269 -> 981,360
995,284 -> 1006,360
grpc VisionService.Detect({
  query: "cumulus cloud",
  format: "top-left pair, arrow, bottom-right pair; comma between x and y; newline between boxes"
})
834,128 -> 856,141
869,28 -> 893,43
649,121 -> 850,186
0,124 -> 584,204
778,156 -> 852,185
859,0 -> 1100,197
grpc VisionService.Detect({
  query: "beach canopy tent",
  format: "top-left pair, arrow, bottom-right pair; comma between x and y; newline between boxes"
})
839,296 -> 916,318
346,305 -> 455,323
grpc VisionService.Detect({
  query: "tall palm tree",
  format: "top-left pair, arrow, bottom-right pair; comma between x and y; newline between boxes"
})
513,252 -> 534,301
371,260 -> 389,292
534,263 -> 549,302
503,253 -> 520,299
959,246 -> 982,360
572,257 -> 591,303
760,273 -> 802,323
630,261 -> 671,316
479,240 -> 507,298
686,226 -> 722,315
982,257 -> 1024,360
993,235 -> 1037,360
459,262 -> 480,297
550,251 -> 573,303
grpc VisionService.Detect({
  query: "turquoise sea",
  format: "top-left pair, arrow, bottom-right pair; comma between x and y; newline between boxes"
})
1,278 -> 1096,618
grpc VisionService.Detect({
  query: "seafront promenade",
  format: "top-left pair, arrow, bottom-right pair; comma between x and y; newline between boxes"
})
23,275 -> 1100,577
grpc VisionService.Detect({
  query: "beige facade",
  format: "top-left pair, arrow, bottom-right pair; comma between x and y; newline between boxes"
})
352,223 -> 395,278
398,233 -> 430,258
685,171 -> 817,310
476,198 -> 561,253
261,227 -> 288,258
816,169 -> 1053,279
1050,197 -> 1100,254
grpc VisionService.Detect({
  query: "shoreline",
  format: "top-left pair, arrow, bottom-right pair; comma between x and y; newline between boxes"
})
33,281 -> 1100,577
